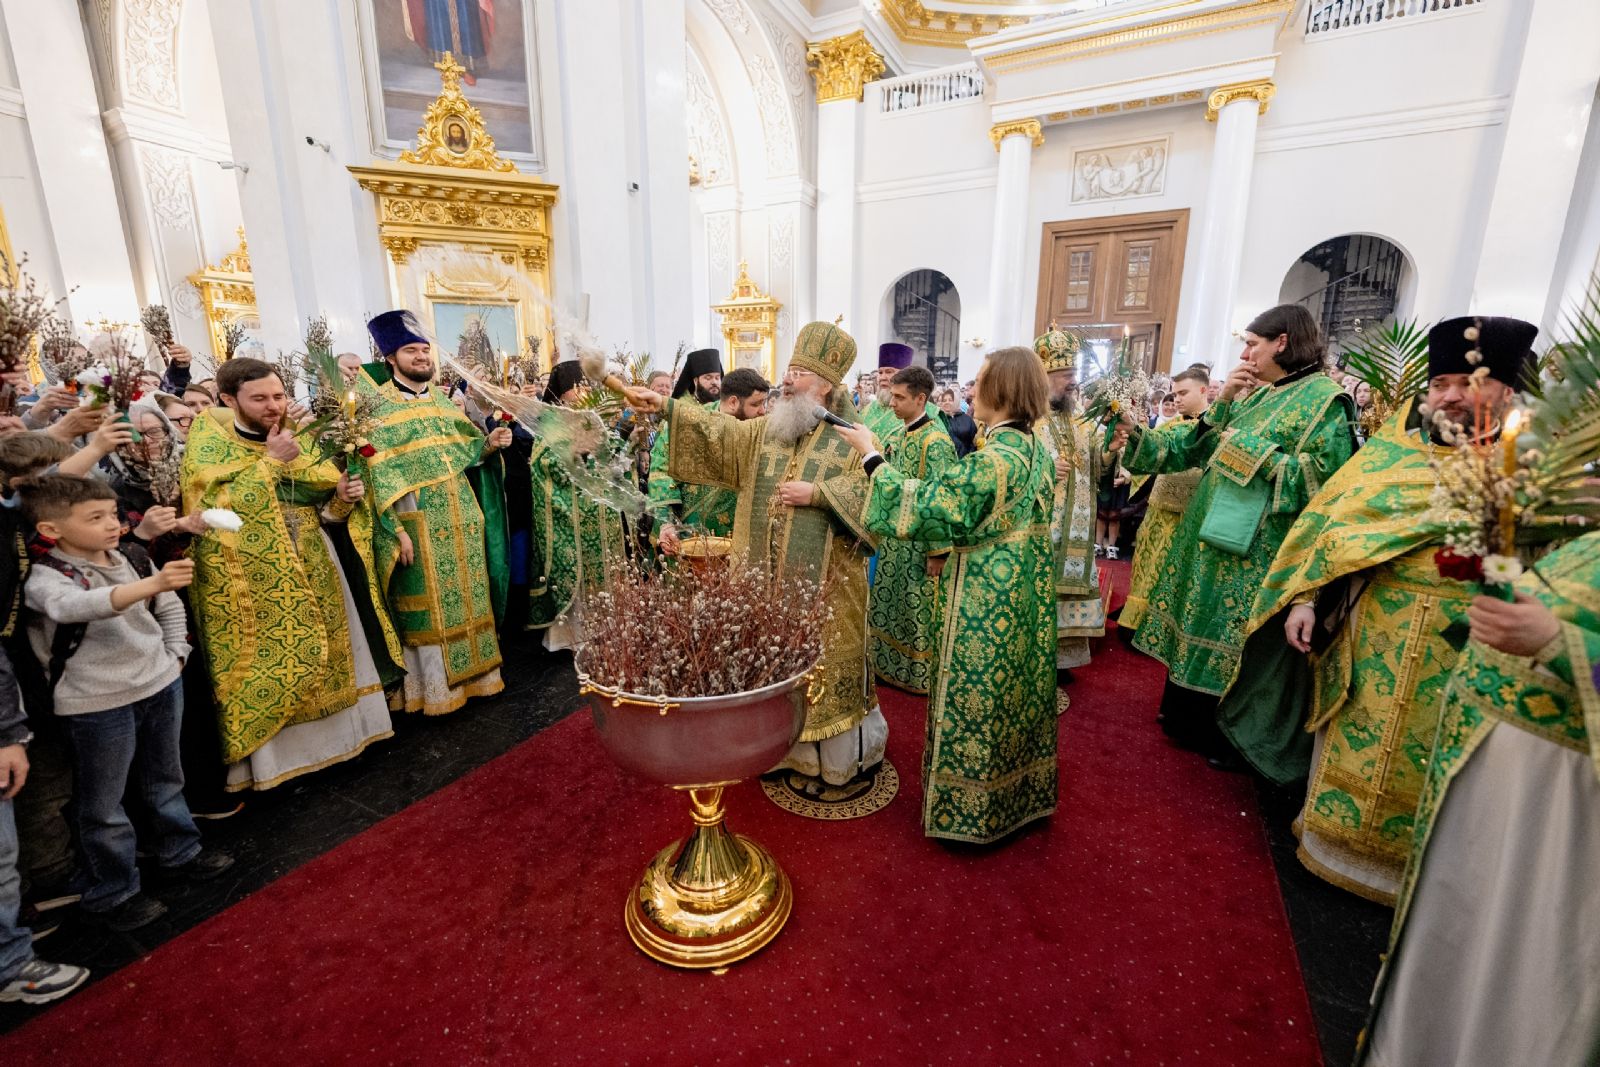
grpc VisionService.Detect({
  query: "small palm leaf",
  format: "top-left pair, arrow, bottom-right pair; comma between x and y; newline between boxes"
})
1521,276 -> 1600,540
1339,319 -> 1429,407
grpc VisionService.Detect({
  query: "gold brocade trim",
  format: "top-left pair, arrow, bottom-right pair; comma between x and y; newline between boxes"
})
925,804 -> 1055,846
1294,841 -> 1398,907
224,725 -> 395,794
873,669 -> 929,696
870,626 -> 936,661
930,755 -> 1058,794
396,671 -> 505,717
761,759 -> 900,821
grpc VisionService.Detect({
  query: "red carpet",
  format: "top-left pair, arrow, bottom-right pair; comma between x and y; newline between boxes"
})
6,563 -> 1321,1066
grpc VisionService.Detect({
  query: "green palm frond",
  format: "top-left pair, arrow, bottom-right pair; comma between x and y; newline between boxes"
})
570,382 -> 622,421
1339,318 -> 1429,407
1522,276 -> 1600,540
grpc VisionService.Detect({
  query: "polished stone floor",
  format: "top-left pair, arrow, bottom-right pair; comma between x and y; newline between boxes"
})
1,630 -> 1390,1063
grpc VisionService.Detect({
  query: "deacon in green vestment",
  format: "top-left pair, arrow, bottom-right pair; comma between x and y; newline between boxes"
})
1117,305 -> 1355,769
1122,365 -> 1210,632
356,310 -> 512,716
867,365 -> 957,694
646,367 -> 767,553
1243,317 -> 1536,898
860,343 -> 943,444
527,360 -> 628,649
839,346 -> 1058,843
624,322 -> 886,788
1033,326 -> 1104,685
184,360 -> 402,788
1359,532 -> 1600,1067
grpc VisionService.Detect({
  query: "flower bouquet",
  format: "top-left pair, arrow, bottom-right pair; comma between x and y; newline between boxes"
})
1080,327 -> 1153,449
298,349 -> 380,471
38,315 -> 95,389
78,330 -> 152,441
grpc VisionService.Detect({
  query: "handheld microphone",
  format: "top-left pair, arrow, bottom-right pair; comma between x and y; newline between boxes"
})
812,404 -> 855,429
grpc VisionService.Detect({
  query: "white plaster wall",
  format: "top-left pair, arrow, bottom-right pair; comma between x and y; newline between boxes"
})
0,6 -> 64,302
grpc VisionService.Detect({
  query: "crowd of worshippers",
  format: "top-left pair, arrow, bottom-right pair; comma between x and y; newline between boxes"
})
1,302 -> 1594,1067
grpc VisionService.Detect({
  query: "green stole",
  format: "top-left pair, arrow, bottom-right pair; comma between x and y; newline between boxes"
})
665,392 -> 875,741
183,409 -> 402,763
1037,410 -> 1099,600
527,438 -> 628,628
352,381 -> 506,687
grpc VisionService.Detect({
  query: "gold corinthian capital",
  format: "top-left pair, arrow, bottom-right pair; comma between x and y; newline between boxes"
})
1205,79 -> 1276,122
806,30 -> 886,103
989,119 -> 1044,151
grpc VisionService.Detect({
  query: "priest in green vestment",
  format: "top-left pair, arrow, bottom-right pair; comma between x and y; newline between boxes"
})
1122,365 -> 1210,632
1033,326 -> 1104,688
867,365 -> 957,694
860,343 -> 942,443
837,346 -> 1058,843
355,310 -> 512,716
184,358 -> 402,789
527,360 -> 628,649
1359,532 -> 1600,1067
646,365 -> 767,554
1242,317 -> 1535,899
1116,304 -> 1356,771
622,322 -> 886,789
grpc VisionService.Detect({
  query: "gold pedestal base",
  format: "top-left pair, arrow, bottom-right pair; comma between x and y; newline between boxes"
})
625,786 -> 793,969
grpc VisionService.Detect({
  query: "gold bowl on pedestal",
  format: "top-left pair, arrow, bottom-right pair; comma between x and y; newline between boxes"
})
580,667 -> 811,969
675,534 -> 734,573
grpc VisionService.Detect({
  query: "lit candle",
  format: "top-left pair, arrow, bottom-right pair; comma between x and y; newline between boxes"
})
343,389 -> 357,421
1499,407 -> 1523,556
500,350 -> 510,390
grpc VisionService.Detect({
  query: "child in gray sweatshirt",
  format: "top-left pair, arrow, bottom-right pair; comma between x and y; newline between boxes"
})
20,475 -> 231,932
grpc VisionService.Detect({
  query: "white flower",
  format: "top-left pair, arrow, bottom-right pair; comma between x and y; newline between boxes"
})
75,366 -> 110,387
201,507 -> 244,533
1482,554 -> 1523,584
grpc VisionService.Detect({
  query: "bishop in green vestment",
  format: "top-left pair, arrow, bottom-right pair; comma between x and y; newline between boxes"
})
1033,326 -> 1104,683
631,322 -> 885,788
357,310 -> 511,716
185,363 -> 401,789
1359,532 -> 1600,1067
842,346 -> 1058,843
1118,305 -> 1356,768
867,366 -> 957,694
1243,317 -> 1535,897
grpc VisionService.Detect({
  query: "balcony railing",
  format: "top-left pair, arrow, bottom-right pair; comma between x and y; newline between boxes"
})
1306,0 -> 1479,36
876,63 -> 985,115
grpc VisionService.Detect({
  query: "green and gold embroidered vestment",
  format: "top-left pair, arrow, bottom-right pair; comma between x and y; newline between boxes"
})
645,402 -> 737,541
862,399 -> 940,445
1245,398 -> 1472,902
352,382 -> 506,696
862,426 -> 1058,843
183,409 -> 402,764
528,439 -> 628,629
868,416 -> 957,694
663,393 -> 875,742
1122,445 -> 1202,632
1123,370 -> 1356,701
1037,411 -> 1104,663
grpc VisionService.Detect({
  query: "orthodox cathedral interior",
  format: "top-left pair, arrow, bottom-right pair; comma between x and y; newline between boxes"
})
0,1 -> 1596,1063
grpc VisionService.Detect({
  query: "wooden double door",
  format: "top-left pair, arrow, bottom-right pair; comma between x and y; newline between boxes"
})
1035,208 -> 1189,375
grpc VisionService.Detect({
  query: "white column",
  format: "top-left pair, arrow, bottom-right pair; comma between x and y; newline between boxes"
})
984,119 -> 1042,348
0,0 -> 139,322
634,0 -> 693,360
813,96 -> 861,328
1473,0 -> 1600,327
1184,82 -> 1274,370
208,0 -> 389,356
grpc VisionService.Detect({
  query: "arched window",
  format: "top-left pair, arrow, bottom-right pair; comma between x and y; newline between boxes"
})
882,270 -> 961,384
1279,235 -> 1413,347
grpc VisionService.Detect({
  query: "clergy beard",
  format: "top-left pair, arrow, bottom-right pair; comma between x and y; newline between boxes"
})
694,383 -> 720,403
766,393 -> 822,446
1050,392 -> 1070,413
876,387 -> 892,407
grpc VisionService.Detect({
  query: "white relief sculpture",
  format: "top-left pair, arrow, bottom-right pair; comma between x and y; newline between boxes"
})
747,54 -> 797,175
141,145 -> 195,231
123,0 -> 183,110
1071,138 -> 1169,203
770,214 -> 793,269
707,214 -> 734,279
687,49 -> 733,187
703,0 -> 752,35
170,281 -> 205,319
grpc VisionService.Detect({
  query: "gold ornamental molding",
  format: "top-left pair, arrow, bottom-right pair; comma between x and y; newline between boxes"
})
1044,90 -> 1205,122
980,0 -> 1294,75
188,227 -> 257,361
398,52 -> 515,173
881,0 -> 1032,48
1205,78 -> 1276,121
805,30 -> 886,104
990,119 -> 1044,151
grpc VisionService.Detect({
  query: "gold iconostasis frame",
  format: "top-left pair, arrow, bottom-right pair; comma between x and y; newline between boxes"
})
189,227 -> 259,361
349,53 -> 560,366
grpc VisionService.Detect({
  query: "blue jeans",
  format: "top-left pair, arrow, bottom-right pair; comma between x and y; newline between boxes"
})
0,799 -> 31,982
61,679 -> 200,912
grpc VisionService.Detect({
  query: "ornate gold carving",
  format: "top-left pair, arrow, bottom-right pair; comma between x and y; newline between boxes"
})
712,262 -> 782,381
989,119 -> 1044,151
188,227 -> 257,361
1205,78 -> 1276,121
805,30 -> 886,104
881,0 -> 1029,48
381,235 -> 419,264
397,52 -> 516,173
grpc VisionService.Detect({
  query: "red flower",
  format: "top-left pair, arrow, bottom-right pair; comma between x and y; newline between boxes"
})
1434,547 -> 1483,582
131,390 -> 143,402
357,443 -> 376,458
